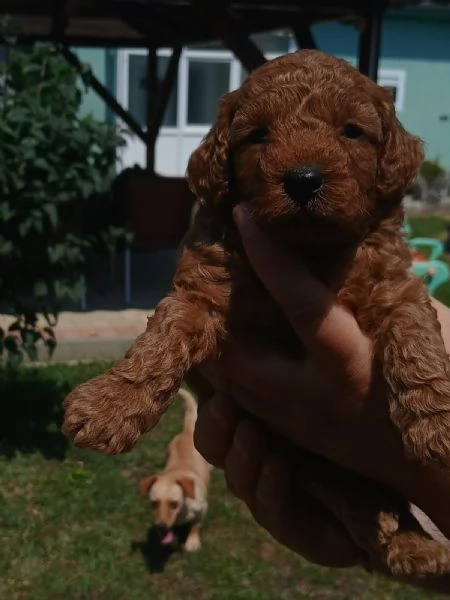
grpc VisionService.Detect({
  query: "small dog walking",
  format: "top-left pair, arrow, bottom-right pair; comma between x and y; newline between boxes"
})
139,389 -> 211,552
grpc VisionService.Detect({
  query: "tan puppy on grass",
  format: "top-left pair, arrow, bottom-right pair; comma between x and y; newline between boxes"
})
139,388 -> 212,552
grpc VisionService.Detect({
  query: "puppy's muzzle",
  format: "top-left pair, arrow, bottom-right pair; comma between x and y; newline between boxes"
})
283,165 -> 324,205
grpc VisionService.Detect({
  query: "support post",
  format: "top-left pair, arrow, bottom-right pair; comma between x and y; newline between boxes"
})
147,46 -> 181,161
358,0 -> 386,82
292,25 -> 317,50
192,0 -> 266,72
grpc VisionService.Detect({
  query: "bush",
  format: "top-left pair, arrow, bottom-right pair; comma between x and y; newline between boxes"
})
0,36 -> 129,365
420,159 -> 445,185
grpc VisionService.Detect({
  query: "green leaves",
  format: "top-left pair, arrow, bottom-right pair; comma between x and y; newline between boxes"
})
0,36 -> 129,367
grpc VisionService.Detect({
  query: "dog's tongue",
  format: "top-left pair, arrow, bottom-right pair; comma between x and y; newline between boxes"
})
161,530 -> 175,545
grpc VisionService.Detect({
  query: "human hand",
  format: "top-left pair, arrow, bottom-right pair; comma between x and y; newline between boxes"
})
194,206 -> 450,540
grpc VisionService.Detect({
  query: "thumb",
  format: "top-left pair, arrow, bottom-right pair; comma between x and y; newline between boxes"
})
233,205 -> 369,368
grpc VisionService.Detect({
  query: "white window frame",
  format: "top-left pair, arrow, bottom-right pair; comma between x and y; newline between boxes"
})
117,48 -> 287,137
378,69 -> 406,112
116,47 -> 180,134
181,49 -> 236,135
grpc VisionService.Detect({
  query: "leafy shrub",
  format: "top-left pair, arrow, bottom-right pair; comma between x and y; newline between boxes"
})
0,37 -> 129,365
420,159 -> 445,185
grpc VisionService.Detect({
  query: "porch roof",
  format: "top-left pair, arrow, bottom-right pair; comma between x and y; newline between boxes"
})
2,0 -> 416,48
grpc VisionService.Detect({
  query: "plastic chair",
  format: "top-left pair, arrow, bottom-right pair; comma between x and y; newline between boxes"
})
409,237 -> 444,261
412,259 -> 450,294
402,217 -> 412,237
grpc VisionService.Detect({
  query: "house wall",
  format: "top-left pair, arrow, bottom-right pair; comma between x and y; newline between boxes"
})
75,48 -> 107,121
312,9 -> 450,167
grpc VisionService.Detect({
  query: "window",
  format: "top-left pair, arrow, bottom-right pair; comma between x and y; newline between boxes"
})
187,59 -> 230,125
127,53 -> 178,128
378,70 -> 406,112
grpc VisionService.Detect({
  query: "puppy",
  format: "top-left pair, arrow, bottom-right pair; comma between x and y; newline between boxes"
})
139,389 -> 211,552
64,50 -> 450,575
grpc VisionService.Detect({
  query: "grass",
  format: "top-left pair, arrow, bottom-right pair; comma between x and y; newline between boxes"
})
0,362 -> 441,600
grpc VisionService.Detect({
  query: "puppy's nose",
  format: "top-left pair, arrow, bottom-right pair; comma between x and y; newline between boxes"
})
283,166 -> 324,204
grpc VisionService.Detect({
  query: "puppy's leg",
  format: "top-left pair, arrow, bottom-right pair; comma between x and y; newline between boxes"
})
373,278 -> 450,466
299,452 -> 450,576
62,243 -> 230,455
184,523 -> 202,553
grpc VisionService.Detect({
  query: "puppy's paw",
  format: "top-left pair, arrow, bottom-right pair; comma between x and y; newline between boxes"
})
402,410 -> 450,468
184,533 -> 201,553
387,535 -> 450,577
62,373 -> 157,454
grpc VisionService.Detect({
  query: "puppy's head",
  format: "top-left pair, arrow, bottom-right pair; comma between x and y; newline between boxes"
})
187,49 -> 423,245
139,475 -> 195,544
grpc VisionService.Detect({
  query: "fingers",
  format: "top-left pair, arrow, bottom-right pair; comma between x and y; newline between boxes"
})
233,206 -> 371,372
199,352 -> 315,446
221,421 -> 360,568
224,419 -> 266,503
194,393 -> 240,468
250,452 -> 360,568
194,400 -> 361,568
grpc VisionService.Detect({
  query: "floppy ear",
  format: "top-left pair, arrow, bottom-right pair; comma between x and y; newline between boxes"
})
376,90 -> 423,201
186,89 -> 239,206
176,477 -> 196,499
139,475 -> 158,498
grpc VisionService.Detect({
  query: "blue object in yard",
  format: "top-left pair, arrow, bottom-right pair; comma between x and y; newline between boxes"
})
402,218 -> 412,237
409,237 -> 444,261
412,259 -> 450,294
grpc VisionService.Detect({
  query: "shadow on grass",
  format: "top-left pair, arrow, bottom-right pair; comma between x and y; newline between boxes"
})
131,523 -> 191,573
0,369 -> 68,459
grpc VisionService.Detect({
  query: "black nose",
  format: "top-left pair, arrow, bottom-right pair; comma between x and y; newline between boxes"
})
283,166 -> 324,204
155,522 -> 169,534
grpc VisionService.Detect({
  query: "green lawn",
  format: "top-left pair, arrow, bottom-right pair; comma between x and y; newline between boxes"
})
0,363 -> 440,600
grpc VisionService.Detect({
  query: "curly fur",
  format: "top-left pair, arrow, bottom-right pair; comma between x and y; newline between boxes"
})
63,50 -> 450,575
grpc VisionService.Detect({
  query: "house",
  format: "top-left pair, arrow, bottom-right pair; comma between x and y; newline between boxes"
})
53,3 -> 450,173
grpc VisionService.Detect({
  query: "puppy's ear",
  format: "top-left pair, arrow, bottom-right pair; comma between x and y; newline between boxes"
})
186,89 -> 239,206
376,90 -> 423,201
139,475 -> 158,498
176,477 -> 195,499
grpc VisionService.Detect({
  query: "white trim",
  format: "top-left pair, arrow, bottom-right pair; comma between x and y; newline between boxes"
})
378,68 -> 406,112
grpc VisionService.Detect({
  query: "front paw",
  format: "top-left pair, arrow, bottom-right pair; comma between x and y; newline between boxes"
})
62,373 -> 149,454
184,533 -> 201,553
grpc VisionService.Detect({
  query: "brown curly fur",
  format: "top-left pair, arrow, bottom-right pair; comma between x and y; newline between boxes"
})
63,50 -> 450,576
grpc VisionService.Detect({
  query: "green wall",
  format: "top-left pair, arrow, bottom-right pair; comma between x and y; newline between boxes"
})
75,48 -> 107,121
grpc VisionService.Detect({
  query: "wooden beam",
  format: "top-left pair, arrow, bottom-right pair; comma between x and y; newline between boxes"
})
147,46 -> 182,159
59,45 -> 147,144
192,0 -> 266,72
358,0 -> 387,81
94,0 -> 178,45
292,24 -> 317,50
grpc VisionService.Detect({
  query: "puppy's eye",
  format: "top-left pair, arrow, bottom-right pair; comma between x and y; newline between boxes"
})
151,500 -> 159,509
245,127 -> 268,145
342,123 -> 363,140
169,501 -> 179,509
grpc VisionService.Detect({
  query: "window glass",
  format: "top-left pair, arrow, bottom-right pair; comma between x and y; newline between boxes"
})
187,60 -> 230,125
128,53 -> 178,128
382,85 -> 397,104
250,30 -> 290,54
